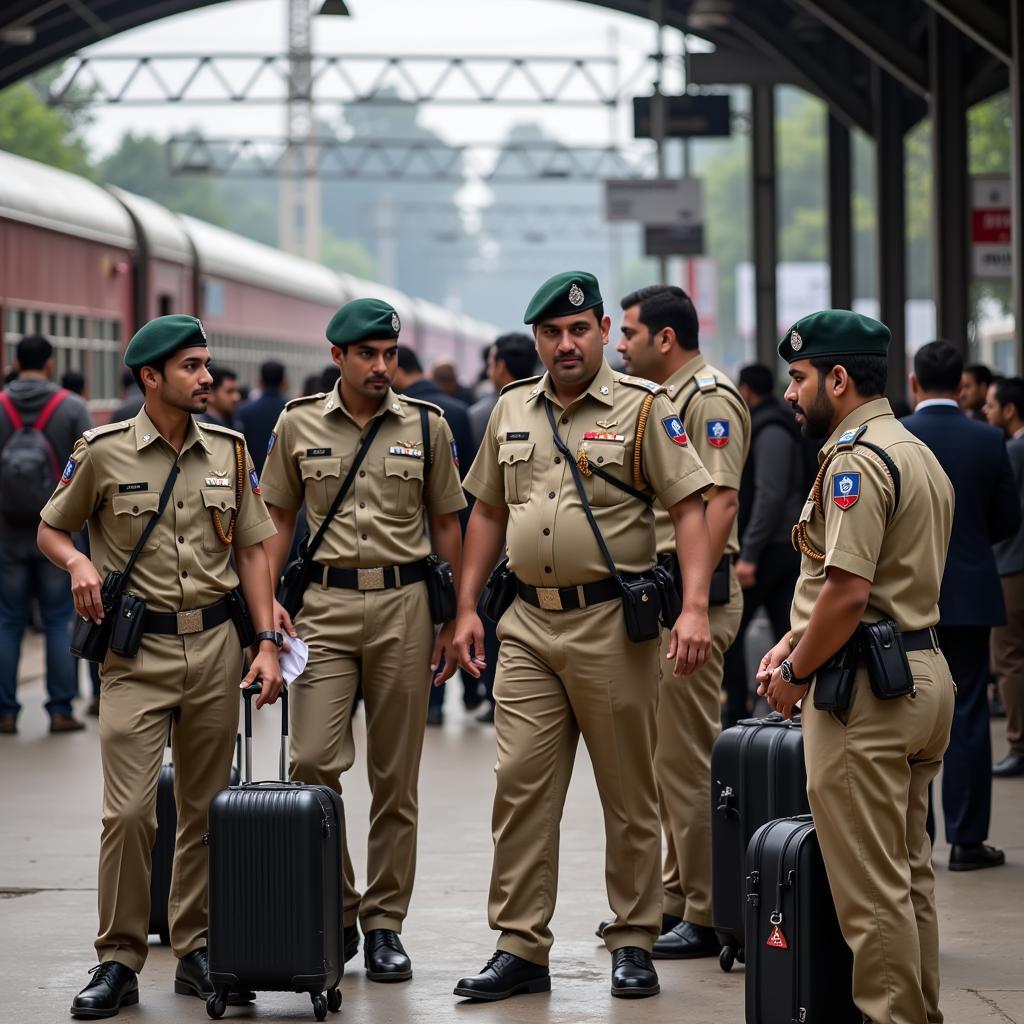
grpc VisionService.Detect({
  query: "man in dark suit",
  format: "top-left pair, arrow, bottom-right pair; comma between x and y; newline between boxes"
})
902,341 -> 1021,870
237,360 -> 287,474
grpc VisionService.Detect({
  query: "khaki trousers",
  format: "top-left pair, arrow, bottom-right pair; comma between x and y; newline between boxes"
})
290,580 -> 433,933
488,596 -> 662,965
96,621 -> 241,972
992,572 -> 1024,757
656,570 -> 742,927
803,651 -> 954,1024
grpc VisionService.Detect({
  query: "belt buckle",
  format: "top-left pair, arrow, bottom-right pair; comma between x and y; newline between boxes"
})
176,609 -> 203,635
357,567 -> 386,591
536,587 -> 563,611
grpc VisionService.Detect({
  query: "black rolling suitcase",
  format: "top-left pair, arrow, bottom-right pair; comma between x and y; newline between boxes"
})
149,733 -> 240,945
205,685 -> 344,1021
744,816 -> 860,1024
711,713 -> 809,971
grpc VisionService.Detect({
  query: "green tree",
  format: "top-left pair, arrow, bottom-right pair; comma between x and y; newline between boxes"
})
0,80 -> 93,176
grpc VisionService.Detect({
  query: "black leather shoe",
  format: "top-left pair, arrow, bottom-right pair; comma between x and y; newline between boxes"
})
453,951 -> 550,1001
364,929 -> 412,982
595,912 -> 680,940
174,947 -> 254,1004
426,707 -> 443,726
949,843 -> 1006,871
344,924 -> 360,963
993,754 -> 1024,778
652,920 -> 720,959
70,962 -> 138,1019
611,947 -> 659,998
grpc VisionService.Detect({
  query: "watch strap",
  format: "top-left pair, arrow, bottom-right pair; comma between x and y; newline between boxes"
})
255,630 -> 283,648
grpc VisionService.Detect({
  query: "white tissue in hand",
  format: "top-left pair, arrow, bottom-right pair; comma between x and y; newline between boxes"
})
280,636 -> 309,683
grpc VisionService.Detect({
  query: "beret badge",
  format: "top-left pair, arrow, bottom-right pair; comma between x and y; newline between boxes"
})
391,312 -> 401,333
568,282 -> 585,307
790,330 -> 803,352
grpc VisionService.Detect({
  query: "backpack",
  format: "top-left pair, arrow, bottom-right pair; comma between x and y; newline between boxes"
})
0,388 -> 70,527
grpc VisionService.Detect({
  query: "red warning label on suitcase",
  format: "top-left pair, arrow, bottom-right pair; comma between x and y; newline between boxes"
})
766,924 -> 788,949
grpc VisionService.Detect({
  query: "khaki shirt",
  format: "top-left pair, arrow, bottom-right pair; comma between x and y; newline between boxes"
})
40,407 -> 276,613
656,355 -> 750,555
464,359 -> 713,587
258,382 -> 466,568
789,398 -> 954,637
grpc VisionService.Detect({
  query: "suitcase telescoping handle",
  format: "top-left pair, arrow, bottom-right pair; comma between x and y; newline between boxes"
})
241,682 -> 289,785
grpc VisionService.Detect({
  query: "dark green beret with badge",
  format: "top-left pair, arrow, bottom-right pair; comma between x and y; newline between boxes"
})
326,297 -> 401,348
778,309 -> 890,363
523,270 -> 602,325
124,314 -> 207,369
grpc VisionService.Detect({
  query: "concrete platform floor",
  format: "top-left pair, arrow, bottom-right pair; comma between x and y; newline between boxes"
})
2,634 -> 1023,1024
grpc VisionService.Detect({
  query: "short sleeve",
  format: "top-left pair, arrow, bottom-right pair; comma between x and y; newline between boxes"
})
40,439 -> 97,533
642,392 -> 714,508
463,402 -> 505,507
258,411 -> 303,511
822,449 -> 895,581
689,392 -> 746,491
427,414 -> 468,515
233,443 -> 277,548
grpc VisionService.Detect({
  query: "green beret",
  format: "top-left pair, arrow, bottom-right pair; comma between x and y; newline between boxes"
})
326,298 -> 401,347
778,309 -> 890,363
523,271 -> 602,325
124,314 -> 207,369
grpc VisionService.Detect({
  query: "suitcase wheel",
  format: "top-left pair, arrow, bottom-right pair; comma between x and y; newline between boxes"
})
327,988 -> 342,1013
312,993 -> 328,1021
206,992 -> 227,1019
736,946 -> 745,965
719,945 -> 736,973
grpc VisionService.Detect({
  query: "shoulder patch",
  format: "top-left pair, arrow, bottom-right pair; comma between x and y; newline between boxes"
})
284,393 -> 326,411
696,372 -> 718,393
618,374 -> 662,394
82,420 -> 133,444
832,471 -> 861,509
500,375 -> 542,396
198,421 -> 244,440
401,395 -> 445,416
835,424 -> 868,450
706,418 -> 730,447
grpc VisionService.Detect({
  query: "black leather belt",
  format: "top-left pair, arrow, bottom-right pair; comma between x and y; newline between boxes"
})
320,560 -> 428,592
516,573 -> 653,612
902,626 -> 940,652
143,597 -> 232,636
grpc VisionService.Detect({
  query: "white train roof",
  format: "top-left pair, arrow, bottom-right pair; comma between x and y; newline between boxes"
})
0,149 -> 135,248
109,186 -> 192,263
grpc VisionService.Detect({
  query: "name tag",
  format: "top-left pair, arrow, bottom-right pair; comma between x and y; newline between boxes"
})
389,446 -> 423,458
582,432 -> 625,442
306,447 -> 332,457
118,482 -> 148,493
204,477 -> 231,487
506,431 -> 530,441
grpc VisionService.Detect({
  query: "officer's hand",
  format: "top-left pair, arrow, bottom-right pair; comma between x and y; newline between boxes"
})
273,599 -> 296,653
755,636 -> 793,688
668,609 -> 711,677
454,611 -> 486,679
241,648 -> 284,709
736,559 -> 757,589
68,553 -> 104,624
431,621 -> 459,687
761,667 -> 807,720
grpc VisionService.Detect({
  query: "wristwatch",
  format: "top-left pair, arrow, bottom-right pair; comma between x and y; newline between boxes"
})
255,630 -> 284,649
779,658 -> 811,686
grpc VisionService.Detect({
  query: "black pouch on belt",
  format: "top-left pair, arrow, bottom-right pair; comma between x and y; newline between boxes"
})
226,587 -> 256,648
859,618 -> 915,699
482,556 -> 517,624
618,576 -> 663,643
425,554 -> 457,624
708,554 -> 731,606
813,634 -> 859,712
69,570 -> 121,663
109,591 -> 147,658
654,553 -> 682,628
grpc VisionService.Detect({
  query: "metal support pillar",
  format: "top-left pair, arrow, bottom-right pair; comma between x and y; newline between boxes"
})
1012,0 -> 1024,373
751,84 -> 779,368
872,67 -> 908,400
827,113 -> 853,309
280,0 -> 320,260
929,10 -> 970,353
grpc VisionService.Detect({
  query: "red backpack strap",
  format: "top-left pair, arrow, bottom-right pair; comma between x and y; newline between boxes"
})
0,391 -> 24,431
33,388 -> 70,432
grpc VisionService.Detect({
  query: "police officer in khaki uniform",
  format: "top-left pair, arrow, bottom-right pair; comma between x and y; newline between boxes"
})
600,283 -> 750,958
450,272 -> 715,1003
756,310 -> 955,1024
37,315 -> 283,1020
260,298 -> 466,983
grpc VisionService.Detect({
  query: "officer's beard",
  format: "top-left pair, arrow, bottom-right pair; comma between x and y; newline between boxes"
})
793,377 -> 834,440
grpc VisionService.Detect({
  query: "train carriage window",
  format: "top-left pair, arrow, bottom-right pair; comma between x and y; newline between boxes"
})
63,315 -> 72,339
111,320 -> 120,343
16,310 -> 26,335
157,294 -> 172,318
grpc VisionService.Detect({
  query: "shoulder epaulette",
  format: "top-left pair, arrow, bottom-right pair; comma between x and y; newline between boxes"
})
401,395 -> 444,416
696,372 -> 718,393
198,421 -> 244,441
81,420 -> 133,444
501,375 -> 541,395
284,393 -> 326,411
834,424 -> 869,451
618,374 -> 662,394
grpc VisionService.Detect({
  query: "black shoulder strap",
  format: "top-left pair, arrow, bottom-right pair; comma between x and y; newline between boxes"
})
120,462 -> 180,587
544,399 -> 620,579
856,440 -> 901,515
304,417 -> 384,564
584,461 -> 653,506
419,406 -> 431,481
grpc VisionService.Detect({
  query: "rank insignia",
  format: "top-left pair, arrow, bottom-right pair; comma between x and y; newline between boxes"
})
204,477 -> 231,487
59,457 -> 77,485
707,419 -> 730,448
661,416 -> 688,446
388,445 -> 423,458
267,432 -> 276,455
832,472 -> 860,509
595,418 -> 617,430
249,469 -> 261,495
582,431 -> 625,442
451,439 -> 459,467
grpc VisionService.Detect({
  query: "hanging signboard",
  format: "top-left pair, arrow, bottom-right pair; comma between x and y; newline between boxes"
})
971,175 -> 1011,279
